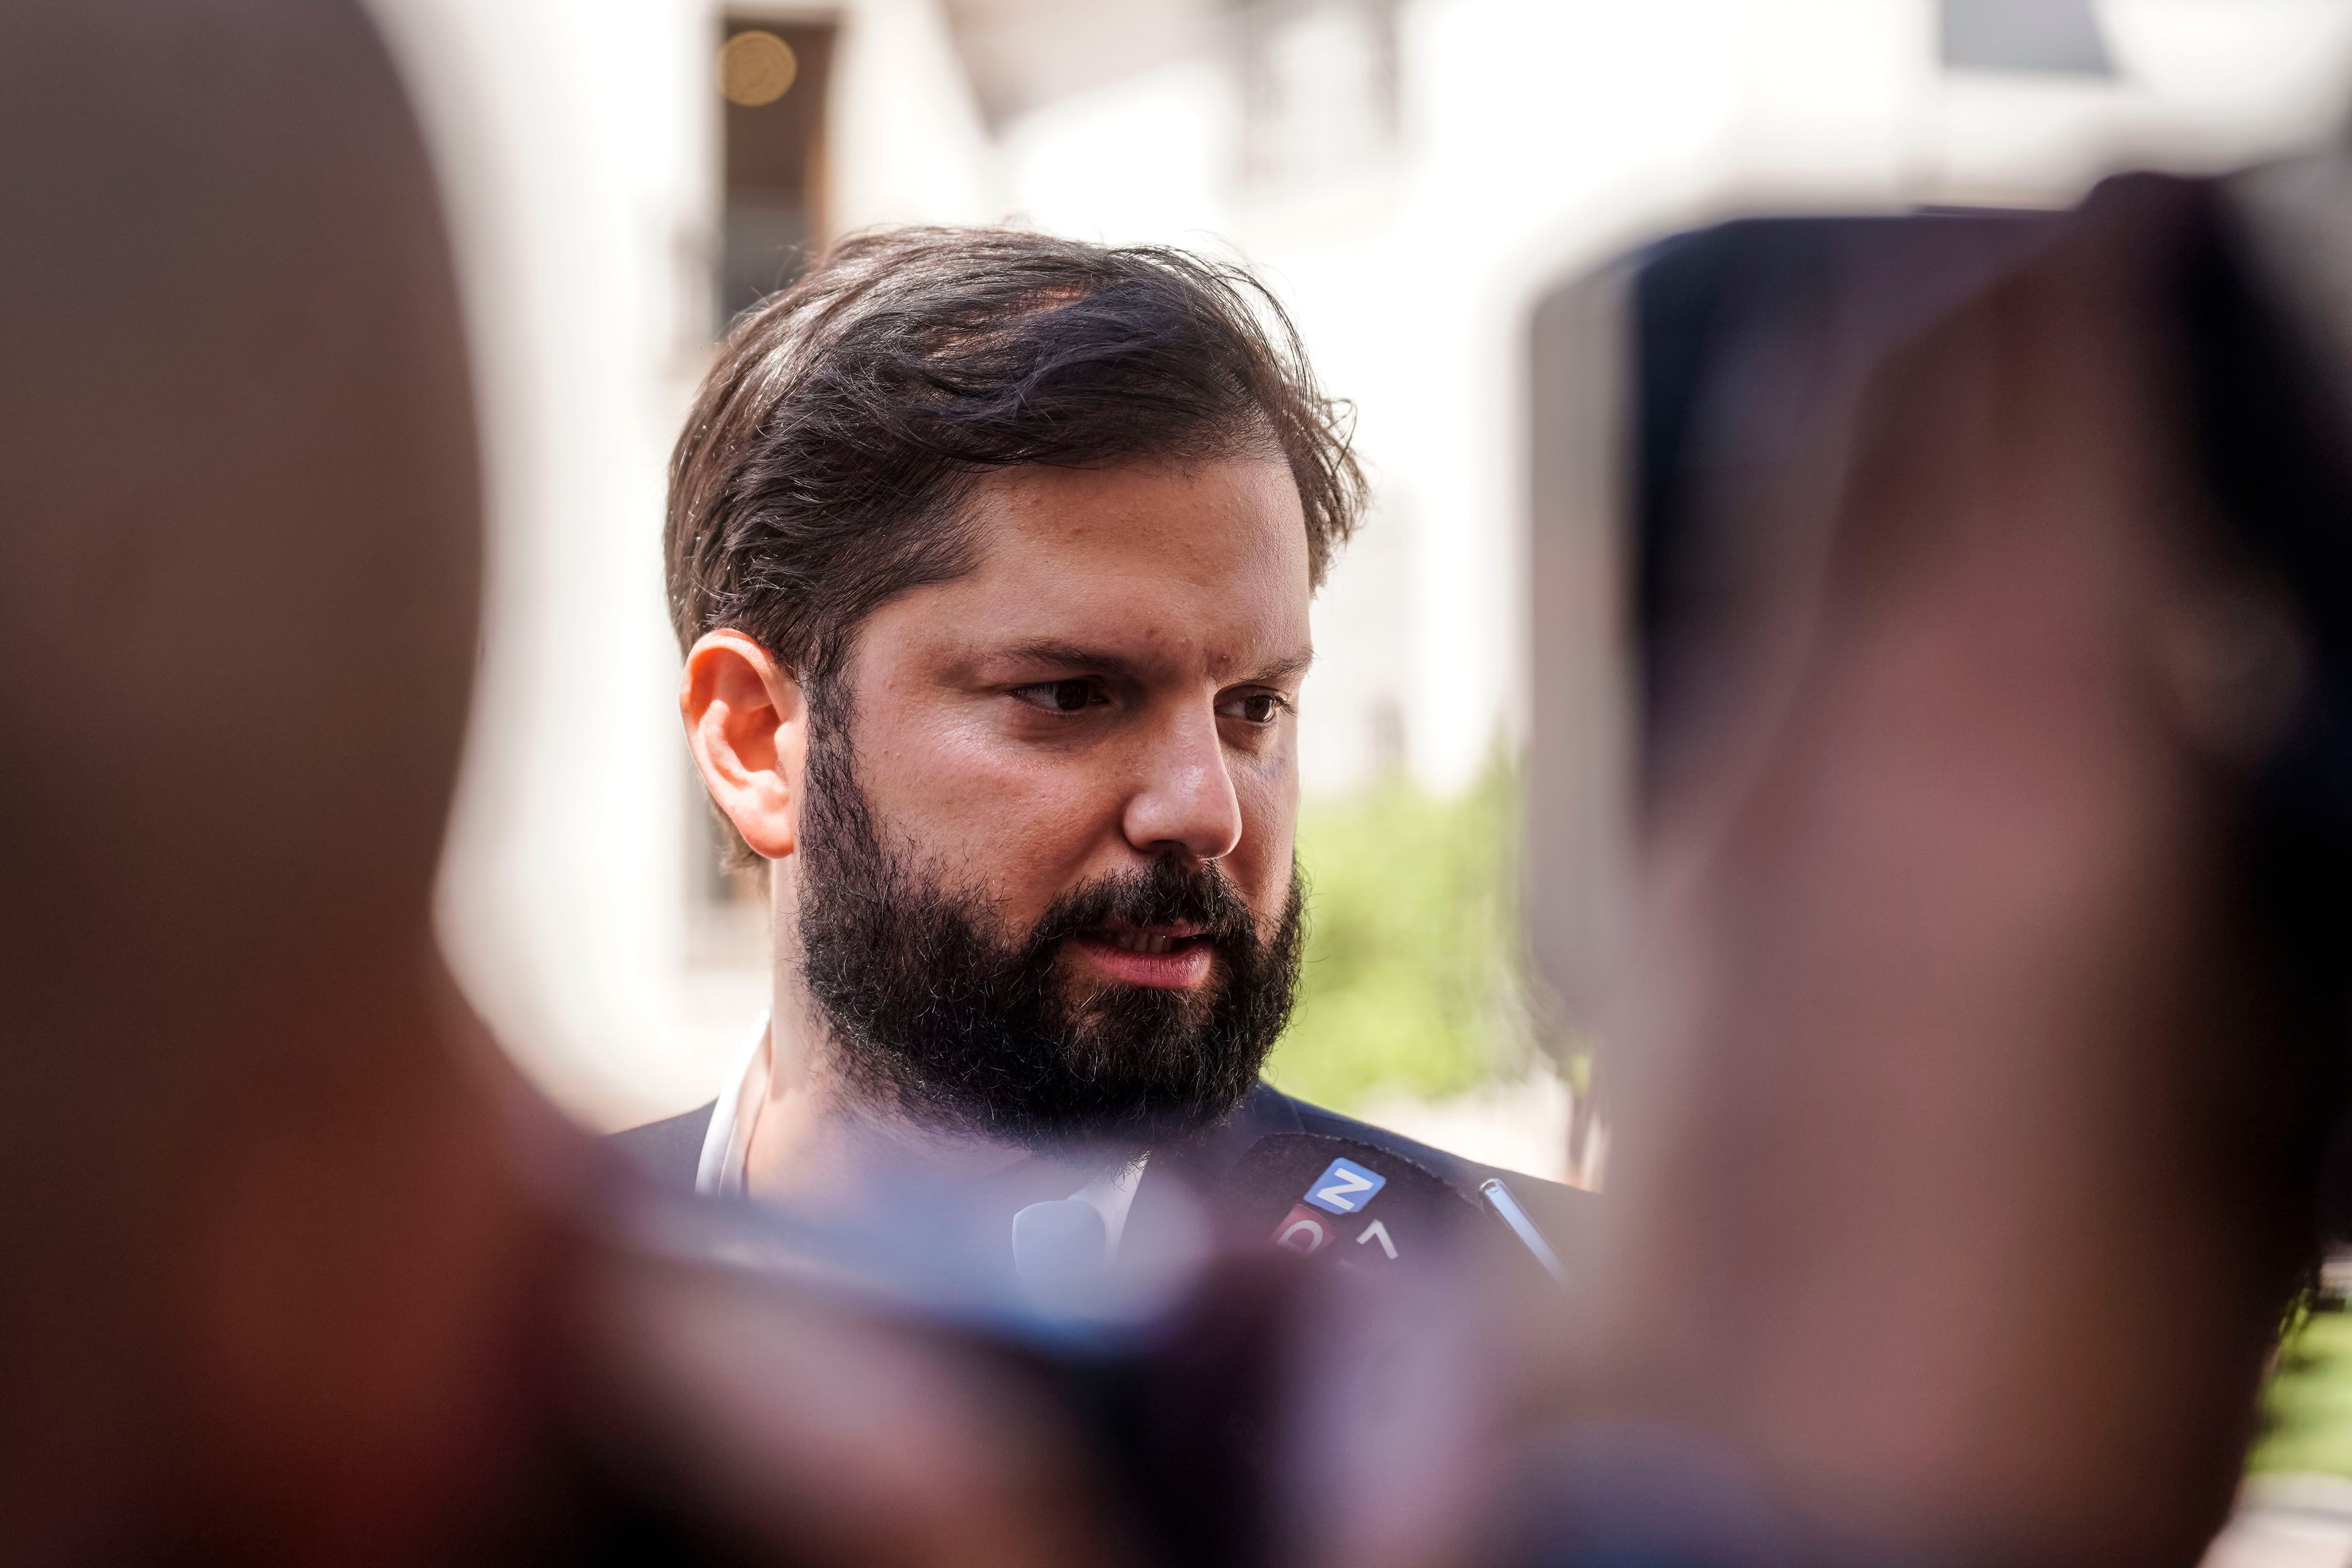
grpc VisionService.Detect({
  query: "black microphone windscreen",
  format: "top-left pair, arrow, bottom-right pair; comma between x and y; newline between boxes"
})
1214,1132 -> 1480,1276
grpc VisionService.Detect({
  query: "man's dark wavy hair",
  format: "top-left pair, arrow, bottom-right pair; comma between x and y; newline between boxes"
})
665,226 -> 1366,704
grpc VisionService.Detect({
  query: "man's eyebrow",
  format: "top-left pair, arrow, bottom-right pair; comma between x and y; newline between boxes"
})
992,639 -> 1143,676
987,640 -> 1315,683
1249,647 -> 1316,684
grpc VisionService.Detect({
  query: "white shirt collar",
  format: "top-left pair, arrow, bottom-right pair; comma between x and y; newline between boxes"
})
694,1009 -> 772,1200
694,1010 -> 1146,1254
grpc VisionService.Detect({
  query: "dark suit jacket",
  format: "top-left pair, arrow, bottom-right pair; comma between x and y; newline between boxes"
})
613,1081 -> 1593,1261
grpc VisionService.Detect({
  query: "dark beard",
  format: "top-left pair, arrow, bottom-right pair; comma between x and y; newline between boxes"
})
794,725 -> 1303,1154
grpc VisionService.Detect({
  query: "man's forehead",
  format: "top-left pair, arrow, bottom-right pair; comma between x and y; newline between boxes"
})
936,456 -> 1313,671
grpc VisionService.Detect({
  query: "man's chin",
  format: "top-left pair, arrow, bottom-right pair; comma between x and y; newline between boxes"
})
1053,957 -> 1229,1029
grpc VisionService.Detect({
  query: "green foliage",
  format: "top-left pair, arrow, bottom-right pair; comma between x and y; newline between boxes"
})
1263,752 -> 1535,1110
2253,1307 -> 2352,1477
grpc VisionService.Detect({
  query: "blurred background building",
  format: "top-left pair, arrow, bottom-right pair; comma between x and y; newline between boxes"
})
372,0 -> 2352,1177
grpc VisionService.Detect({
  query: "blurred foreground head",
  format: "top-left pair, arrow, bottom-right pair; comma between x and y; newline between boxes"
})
0,5 -> 1129,1564
0,5 -> 478,1036
1524,170 -> 2352,1567
0,4 -> 487,1545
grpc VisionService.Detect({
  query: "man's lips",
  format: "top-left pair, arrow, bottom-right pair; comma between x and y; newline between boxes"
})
1068,923 -> 1214,989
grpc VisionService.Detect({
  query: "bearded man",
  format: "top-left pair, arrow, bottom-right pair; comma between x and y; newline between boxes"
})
620,227 -> 1583,1282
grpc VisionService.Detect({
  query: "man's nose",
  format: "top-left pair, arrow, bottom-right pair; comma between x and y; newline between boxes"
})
1120,706 -> 1244,864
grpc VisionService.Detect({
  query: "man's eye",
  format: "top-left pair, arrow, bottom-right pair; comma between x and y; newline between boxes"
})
1224,692 -> 1290,725
1014,679 -> 1099,714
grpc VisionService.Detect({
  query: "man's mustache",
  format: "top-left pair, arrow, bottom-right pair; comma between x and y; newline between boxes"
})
1026,857 -> 1261,955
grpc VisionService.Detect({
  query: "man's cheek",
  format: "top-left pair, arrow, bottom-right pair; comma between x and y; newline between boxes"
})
996,835 -> 1107,928
1233,809 -> 1296,895
910,810 -> 1070,912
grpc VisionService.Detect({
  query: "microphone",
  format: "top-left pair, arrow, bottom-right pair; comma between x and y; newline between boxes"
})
1213,1132 -> 1571,1287
1213,1132 -> 1481,1275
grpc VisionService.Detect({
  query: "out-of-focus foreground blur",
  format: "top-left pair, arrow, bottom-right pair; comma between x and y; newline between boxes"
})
387,0 -> 2352,1162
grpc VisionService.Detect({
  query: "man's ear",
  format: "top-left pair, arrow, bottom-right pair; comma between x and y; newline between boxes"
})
681,630 -> 806,861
